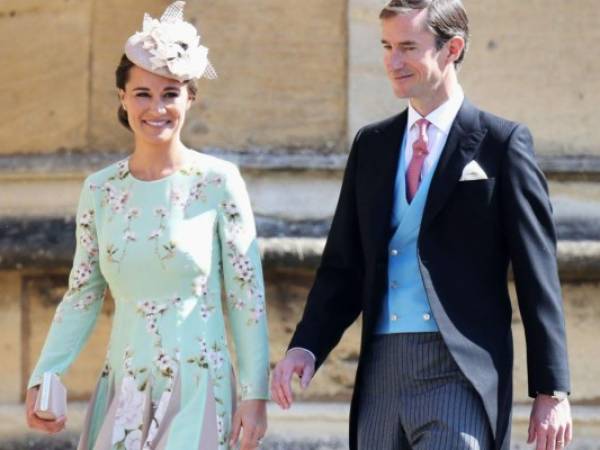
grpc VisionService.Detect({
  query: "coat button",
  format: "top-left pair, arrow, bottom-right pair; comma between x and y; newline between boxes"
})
391,314 -> 398,321
390,249 -> 398,256
390,281 -> 399,289
423,313 -> 431,321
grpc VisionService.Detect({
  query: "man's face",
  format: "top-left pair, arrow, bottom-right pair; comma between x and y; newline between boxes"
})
381,9 -> 447,100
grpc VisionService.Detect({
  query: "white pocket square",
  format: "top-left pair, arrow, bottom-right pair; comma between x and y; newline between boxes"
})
459,160 -> 488,181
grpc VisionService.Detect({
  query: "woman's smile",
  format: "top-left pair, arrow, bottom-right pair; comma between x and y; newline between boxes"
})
142,118 -> 173,129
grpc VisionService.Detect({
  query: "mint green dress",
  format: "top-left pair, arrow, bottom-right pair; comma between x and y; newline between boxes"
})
28,150 -> 270,450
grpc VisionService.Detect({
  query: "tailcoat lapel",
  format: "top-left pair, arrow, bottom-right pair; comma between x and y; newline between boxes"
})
369,110 -> 408,261
421,99 -> 487,230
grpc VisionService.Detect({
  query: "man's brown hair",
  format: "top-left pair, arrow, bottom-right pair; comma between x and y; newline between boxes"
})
379,0 -> 469,67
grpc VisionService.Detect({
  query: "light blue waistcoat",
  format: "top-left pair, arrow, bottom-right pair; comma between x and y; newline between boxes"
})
375,132 -> 441,334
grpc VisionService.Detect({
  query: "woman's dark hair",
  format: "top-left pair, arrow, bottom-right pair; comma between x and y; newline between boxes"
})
115,54 -> 198,131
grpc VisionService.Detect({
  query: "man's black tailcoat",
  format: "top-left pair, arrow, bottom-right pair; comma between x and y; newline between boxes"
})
289,99 -> 570,450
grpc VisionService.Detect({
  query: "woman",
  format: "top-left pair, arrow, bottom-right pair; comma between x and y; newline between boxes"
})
24,2 -> 269,449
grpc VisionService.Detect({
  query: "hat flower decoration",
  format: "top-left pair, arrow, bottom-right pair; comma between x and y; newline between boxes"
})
125,1 -> 217,81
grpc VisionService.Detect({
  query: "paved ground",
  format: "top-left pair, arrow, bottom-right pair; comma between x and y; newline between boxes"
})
1,403 -> 598,449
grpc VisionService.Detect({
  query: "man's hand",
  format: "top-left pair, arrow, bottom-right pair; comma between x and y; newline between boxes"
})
528,394 -> 573,450
270,348 -> 316,409
229,399 -> 267,449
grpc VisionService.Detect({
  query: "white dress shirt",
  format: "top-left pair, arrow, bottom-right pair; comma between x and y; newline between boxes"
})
404,85 -> 465,179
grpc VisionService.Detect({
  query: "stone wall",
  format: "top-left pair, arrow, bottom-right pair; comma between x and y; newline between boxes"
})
2,1 -> 599,155
0,0 -> 347,154
349,0 -> 600,154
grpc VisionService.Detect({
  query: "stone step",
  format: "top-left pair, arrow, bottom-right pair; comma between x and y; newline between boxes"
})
2,152 -> 600,179
1,403 -> 599,449
2,221 -> 600,281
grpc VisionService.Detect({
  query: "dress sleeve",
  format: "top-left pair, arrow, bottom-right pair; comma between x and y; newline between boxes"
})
27,179 -> 108,389
217,166 -> 269,400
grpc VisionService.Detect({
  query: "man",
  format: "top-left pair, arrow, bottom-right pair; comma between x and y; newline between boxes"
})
271,0 -> 572,449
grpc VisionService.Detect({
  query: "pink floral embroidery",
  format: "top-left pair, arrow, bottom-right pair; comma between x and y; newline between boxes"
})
149,206 -> 175,268
71,262 -> 94,290
74,293 -> 97,311
136,300 -> 168,342
192,275 -> 209,297
226,241 -> 255,286
112,376 -> 145,447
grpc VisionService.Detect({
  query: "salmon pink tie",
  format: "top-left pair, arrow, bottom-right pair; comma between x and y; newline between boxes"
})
406,118 -> 431,203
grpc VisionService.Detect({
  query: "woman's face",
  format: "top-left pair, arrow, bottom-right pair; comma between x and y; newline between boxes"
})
119,65 -> 194,145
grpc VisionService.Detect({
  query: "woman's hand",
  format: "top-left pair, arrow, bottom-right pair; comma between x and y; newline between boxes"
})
25,387 -> 67,434
229,399 -> 267,449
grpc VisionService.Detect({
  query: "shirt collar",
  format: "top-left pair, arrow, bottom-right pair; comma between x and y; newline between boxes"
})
407,84 -> 465,135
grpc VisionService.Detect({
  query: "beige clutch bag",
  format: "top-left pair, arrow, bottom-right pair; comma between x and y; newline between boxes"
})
34,372 -> 67,421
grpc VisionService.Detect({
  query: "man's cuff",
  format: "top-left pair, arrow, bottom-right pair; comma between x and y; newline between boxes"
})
287,347 -> 317,362
537,390 -> 569,401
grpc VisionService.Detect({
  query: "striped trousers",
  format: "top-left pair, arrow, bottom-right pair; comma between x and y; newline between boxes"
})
357,332 -> 493,450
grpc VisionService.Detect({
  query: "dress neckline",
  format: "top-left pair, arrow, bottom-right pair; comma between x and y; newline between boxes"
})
126,149 -> 193,184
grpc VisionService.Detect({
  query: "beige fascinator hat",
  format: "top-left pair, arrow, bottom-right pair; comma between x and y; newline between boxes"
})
124,1 -> 217,82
